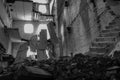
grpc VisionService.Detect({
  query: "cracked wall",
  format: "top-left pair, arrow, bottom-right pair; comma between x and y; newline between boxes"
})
57,0 -> 115,56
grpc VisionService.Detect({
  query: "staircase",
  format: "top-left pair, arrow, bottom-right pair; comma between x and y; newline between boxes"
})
88,17 -> 120,56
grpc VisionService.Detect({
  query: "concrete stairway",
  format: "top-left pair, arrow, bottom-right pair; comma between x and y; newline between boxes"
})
88,18 -> 120,56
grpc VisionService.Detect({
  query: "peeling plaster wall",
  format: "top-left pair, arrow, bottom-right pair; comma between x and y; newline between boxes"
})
88,2 -> 99,40
0,1 -> 11,27
62,0 -> 100,56
65,0 -> 81,27
0,1 -> 11,52
57,0 -> 65,56
57,0 -> 116,56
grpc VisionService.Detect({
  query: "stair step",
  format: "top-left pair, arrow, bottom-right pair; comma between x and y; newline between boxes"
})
101,29 -> 120,33
88,18 -> 120,55
109,18 -> 120,25
91,42 -> 114,47
95,37 -> 116,42
99,32 -> 120,37
109,22 -> 116,25
105,26 -> 120,30
94,40 -> 116,43
85,51 -> 104,56
110,21 -> 120,26
91,42 -> 113,48
90,47 -> 109,53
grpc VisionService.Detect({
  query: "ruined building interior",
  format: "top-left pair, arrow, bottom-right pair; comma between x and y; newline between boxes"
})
0,0 -> 120,80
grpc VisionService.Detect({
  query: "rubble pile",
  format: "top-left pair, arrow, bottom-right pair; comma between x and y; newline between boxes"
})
0,52 -> 120,80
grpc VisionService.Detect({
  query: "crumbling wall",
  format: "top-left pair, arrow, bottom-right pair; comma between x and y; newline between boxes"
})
63,0 -> 100,55
88,0 -> 100,41
0,1 -> 11,51
96,0 -> 115,30
57,0 -> 115,56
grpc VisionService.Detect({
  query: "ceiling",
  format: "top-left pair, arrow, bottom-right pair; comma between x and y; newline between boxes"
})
11,1 -> 33,21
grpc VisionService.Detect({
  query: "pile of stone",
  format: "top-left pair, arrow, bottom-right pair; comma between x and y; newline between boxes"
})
0,52 -> 120,80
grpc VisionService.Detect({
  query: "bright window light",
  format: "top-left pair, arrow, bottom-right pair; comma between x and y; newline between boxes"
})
24,24 -> 34,34
61,24 -> 64,43
50,0 -> 54,14
38,5 -> 47,14
36,24 -> 50,39
26,46 -> 37,60
32,0 -> 48,4
46,50 -> 50,59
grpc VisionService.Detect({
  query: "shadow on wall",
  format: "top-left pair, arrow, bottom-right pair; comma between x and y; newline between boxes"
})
0,28 -> 9,50
107,0 -> 120,6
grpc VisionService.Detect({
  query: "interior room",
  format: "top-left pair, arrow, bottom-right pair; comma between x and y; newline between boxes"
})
0,0 -> 120,80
